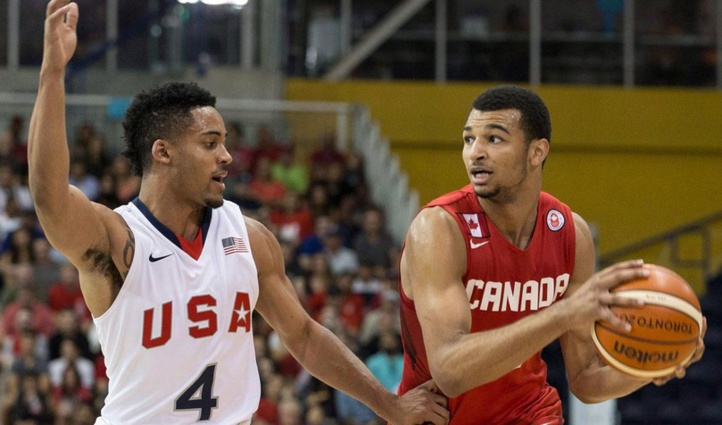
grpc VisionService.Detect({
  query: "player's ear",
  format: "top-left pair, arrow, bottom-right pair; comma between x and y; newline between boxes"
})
529,138 -> 549,167
151,139 -> 172,165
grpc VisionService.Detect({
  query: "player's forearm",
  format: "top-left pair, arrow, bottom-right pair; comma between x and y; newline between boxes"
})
431,303 -> 569,397
28,68 -> 71,212
569,364 -> 650,403
285,320 -> 397,421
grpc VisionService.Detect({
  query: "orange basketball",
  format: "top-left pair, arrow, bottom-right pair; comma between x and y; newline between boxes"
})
591,264 -> 703,379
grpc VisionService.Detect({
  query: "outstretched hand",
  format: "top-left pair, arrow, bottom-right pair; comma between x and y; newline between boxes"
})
388,380 -> 449,425
43,0 -> 79,73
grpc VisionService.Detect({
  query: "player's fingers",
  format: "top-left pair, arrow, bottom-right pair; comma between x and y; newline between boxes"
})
64,3 -> 79,30
700,316 -> 707,339
597,259 -> 645,279
599,267 -> 650,290
46,0 -> 69,17
599,308 -> 632,332
421,406 -> 450,425
417,379 -> 439,393
47,3 -> 75,26
427,391 -> 448,408
609,293 -> 645,308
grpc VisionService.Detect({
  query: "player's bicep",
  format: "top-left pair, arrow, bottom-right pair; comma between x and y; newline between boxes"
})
403,208 -> 470,369
248,218 -> 310,342
36,185 -> 111,266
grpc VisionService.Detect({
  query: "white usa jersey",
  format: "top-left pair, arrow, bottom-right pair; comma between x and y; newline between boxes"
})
94,199 -> 260,424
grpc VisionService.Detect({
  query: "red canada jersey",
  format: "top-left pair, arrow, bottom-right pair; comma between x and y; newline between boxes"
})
398,185 -> 575,425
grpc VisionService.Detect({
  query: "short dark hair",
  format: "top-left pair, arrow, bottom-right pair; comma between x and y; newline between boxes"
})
122,81 -> 216,176
471,85 -> 551,144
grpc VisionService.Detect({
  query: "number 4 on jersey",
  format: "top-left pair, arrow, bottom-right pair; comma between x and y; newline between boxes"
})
176,364 -> 218,421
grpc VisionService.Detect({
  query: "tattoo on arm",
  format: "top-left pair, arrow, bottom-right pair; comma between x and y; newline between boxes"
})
123,226 -> 135,271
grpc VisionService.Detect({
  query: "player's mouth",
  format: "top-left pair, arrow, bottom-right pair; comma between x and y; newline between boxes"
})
212,172 -> 227,189
470,167 -> 491,184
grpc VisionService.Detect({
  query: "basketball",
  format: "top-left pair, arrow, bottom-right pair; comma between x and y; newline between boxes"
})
591,264 -> 703,379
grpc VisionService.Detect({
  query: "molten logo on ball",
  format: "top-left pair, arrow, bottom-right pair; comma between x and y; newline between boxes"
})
613,341 -> 680,365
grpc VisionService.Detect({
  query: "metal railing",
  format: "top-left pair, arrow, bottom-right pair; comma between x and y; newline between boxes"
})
599,210 -> 722,285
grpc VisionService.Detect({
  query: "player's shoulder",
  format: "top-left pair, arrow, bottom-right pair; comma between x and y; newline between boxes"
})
425,184 -> 475,208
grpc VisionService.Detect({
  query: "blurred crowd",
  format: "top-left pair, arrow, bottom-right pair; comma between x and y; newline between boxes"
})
0,114 -> 405,425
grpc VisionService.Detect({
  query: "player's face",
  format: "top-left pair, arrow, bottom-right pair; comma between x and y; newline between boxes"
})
174,107 -> 232,208
462,108 -> 530,203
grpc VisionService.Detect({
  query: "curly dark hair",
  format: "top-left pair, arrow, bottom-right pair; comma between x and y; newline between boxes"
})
471,85 -> 551,145
122,82 -> 216,177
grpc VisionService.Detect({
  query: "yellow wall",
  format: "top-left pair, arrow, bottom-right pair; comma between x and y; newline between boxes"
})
286,79 -> 722,291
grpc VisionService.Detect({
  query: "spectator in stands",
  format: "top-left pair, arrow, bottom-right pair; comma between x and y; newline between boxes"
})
52,362 -> 93,424
332,330 -> 378,425
270,192 -> 315,246
0,115 -> 29,176
78,134 -> 111,178
31,238 -> 63,300
69,158 -> 101,201
342,151 -> 368,199
252,124 -> 285,173
108,155 -> 140,204
47,264 -> 90,323
94,171 -> 122,210
297,214 -> 334,258
305,402 -> 336,425
352,208 -> 397,270
48,338 -> 95,392
323,226 -> 359,277
359,291 -> 401,358
254,372 -> 283,424
1,285 -> 56,342
3,370 -> 54,424
326,274 -> 365,336
277,397 -> 304,425
72,122 -> 96,159
351,262 -> 383,308
48,308 -> 93,362
365,330 -> 404,393
310,131 -> 345,169
0,227 -> 36,269
307,182 -> 332,217
271,143 -> 309,195
0,161 -> 34,212
226,121 -> 254,182
249,156 -> 288,208
7,329 -> 50,386
4,329 -> 51,418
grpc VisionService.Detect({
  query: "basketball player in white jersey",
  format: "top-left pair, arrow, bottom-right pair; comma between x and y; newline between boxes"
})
28,1 -> 449,424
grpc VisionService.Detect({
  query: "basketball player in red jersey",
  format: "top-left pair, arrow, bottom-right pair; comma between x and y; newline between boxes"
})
29,1 -> 448,424
396,86 -> 706,424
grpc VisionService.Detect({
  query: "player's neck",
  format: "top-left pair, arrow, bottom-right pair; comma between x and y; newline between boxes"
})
479,189 -> 540,250
138,182 -> 205,240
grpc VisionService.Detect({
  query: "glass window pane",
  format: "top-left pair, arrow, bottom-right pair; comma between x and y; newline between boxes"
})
635,0 -> 716,87
541,0 -> 623,85
19,0 -> 46,66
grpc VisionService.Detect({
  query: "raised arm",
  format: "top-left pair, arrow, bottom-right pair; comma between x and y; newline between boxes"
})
247,217 -> 448,425
403,207 -> 649,398
28,1 -> 128,317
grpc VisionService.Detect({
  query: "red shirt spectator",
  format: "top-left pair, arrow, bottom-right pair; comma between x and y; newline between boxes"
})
47,264 -> 91,322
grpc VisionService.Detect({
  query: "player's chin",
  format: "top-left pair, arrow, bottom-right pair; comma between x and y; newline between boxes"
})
205,195 -> 224,209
